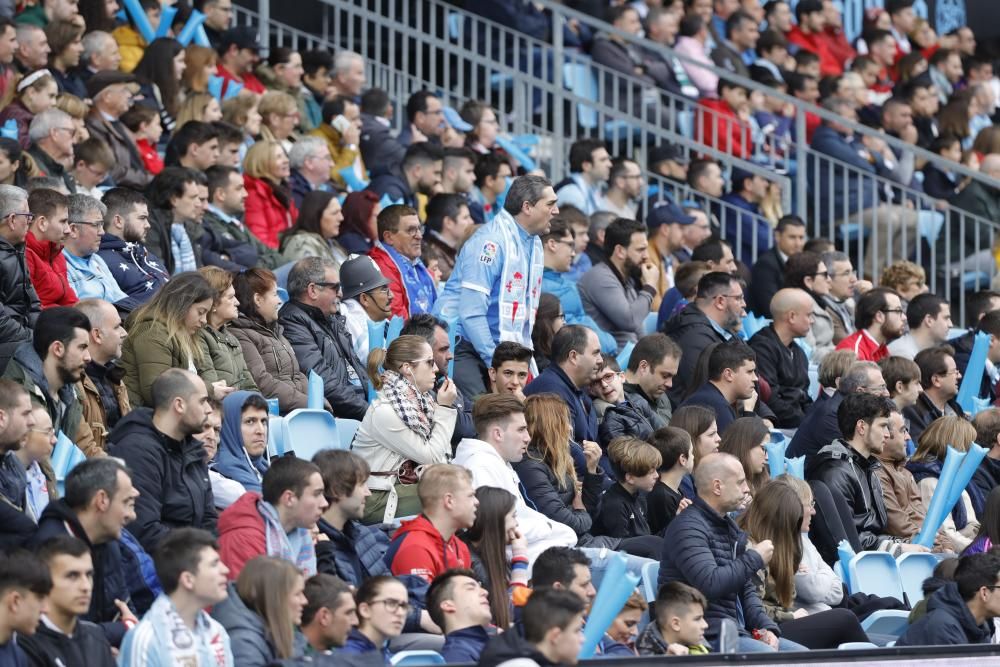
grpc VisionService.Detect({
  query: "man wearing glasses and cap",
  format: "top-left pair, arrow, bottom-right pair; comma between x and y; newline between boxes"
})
339,254 -> 394,367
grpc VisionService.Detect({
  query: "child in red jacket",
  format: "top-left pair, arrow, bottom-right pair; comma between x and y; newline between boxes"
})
696,80 -> 753,160
121,105 -> 164,176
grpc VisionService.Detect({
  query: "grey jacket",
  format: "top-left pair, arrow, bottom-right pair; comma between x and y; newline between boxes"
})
806,295 -> 835,364
578,261 -> 654,350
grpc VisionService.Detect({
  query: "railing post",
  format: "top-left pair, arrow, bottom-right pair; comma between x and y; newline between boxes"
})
795,109 -> 807,225
552,12 -> 565,182
258,0 -> 270,52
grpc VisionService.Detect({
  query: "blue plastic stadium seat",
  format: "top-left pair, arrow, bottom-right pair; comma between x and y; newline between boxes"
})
643,311 -> 658,335
283,409 -> 339,460
391,650 -> 446,665
849,552 -> 904,601
897,552 -> 939,605
838,642 -> 879,649
641,561 -> 659,602
562,59 -> 636,138
860,610 -> 910,639
267,415 -> 286,457
337,418 -> 362,450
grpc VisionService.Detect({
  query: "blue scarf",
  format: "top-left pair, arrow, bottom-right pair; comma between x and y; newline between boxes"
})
906,457 -> 968,529
211,391 -> 270,493
380,242 -> 436,315
170,223 -> 197,274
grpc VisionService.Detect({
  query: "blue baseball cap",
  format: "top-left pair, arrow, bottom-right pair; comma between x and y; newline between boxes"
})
443,106 -> 473,133
648,201 -> 696,228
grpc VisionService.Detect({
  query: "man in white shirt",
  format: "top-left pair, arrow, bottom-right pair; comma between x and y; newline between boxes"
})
887,293 -> 951,360
452,394 -> 576,565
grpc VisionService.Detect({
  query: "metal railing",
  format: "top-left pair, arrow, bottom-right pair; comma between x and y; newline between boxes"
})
240,0 -> 998,322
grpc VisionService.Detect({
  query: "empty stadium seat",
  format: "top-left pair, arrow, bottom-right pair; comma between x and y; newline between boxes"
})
897,552 -> 939,605
267,415 -> 286,457
337,418 -> 362,450
849,552 -> 905,601
860,610 -> 910,639
283,409 -> 339,460
641,561 -> 659,602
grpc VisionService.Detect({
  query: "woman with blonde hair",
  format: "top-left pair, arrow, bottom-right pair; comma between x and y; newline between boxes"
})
351,334 -> 458,523
741,478 -> 868,649
906,415 -> 980,551
211,556 -> 307,666
243,139 -> 298,249
515,394 -> 602,540
0,69 -> 58,148
55,93 -> 89,143
182,45 -> 218,94
175,92 -> 223,129
608,591 -> 648,653
120,271 -> 219,406
198,266 -> 258,393
258,90 -> 299,151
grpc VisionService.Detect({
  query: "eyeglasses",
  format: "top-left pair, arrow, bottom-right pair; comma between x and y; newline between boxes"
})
371,598 -> 411,613
412,357 -> 435,368
53,126 -> 76,135
367,285 -> 391,297
29,427 -> 55,436
882,308 -> 905,315
71,220 -> 103,228
551,239 -> 574,249
313,281 -> 341,292
720,293 -> 745,302
399,226 -> 424,237
8,212 -> 33,222
813,271 -> 831,279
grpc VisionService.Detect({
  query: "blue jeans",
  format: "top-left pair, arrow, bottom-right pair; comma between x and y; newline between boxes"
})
732,636 -> 809,652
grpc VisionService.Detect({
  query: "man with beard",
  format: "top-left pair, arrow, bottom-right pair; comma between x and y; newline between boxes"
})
524,325 -> 604,444
0,378 -> 38,547
579,218 -> 659,351
369,204 -> 437,318
96,188 -> 169,304
663,272 -> 746,405
3,306 -> 94,458
835,288 -> 905,362
74,299 -> 130,456
367,142 -> 442,211
107,369 -> 218,552
63,194 -> 142,312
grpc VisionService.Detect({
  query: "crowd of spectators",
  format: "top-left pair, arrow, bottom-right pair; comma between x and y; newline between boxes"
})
0,0 -> 998,666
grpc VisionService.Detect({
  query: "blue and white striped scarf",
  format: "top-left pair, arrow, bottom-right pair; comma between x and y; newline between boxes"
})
170,223 -> 198,274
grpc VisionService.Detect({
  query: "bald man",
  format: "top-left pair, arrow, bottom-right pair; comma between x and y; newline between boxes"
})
659,452 -> 808,652
748,288 -> 814,427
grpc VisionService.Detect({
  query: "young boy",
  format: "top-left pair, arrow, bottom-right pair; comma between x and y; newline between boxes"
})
647,427 -> 694,536
0,549 -> 51,664
593,436 -> 662,540
120,105 -> 164,176
597,355 -> 656,446
637,581 -> 710,656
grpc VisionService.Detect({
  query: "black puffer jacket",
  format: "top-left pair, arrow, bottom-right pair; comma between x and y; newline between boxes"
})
806,439 -> 899,552
658,495 -> 775,640
513,447 -> 603,537
661,303 -> 727,405
32,499 -> 133,647
18,618 -> 115,666
0,236 -> 40,370
599,399 -> 655,447
107,408 -> 218,552
748,324 -> 812,428
898,581 -> 992,646
278,299 -> 368,420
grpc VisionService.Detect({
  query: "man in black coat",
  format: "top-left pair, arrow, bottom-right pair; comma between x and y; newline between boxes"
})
787,361 -> 889,460
107,369 -> 217,553
19,536 -> 116,666
279,257 -> 368,420
747,215 -> 806,318
662,272 -> 745,405
32,458 -> 140,648
903,345 -> 968,443
0,379 -> 37,549
806,393 -> 929,558
679,341 -> 765,434
659,452 -> 801,651
0,184 -> 41,370
748,288 -> 813,428
201,166 -> 286,271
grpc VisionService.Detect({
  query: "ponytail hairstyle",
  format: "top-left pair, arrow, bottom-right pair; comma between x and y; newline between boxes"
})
366,334 -> 432,390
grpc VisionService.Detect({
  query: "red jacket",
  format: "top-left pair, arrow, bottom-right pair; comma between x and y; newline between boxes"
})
786,26 -> 843,77
215,63 -> 266,98
25,230 -> 77,308
820,27 -> 856,72
387,514 -> 471,583
217,491 -> 266,581
368,243 -> 409,319
244,175 -> 298,249
695,97 -> 751,160
835,329 -> 889,362
136,138 -> 163,176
